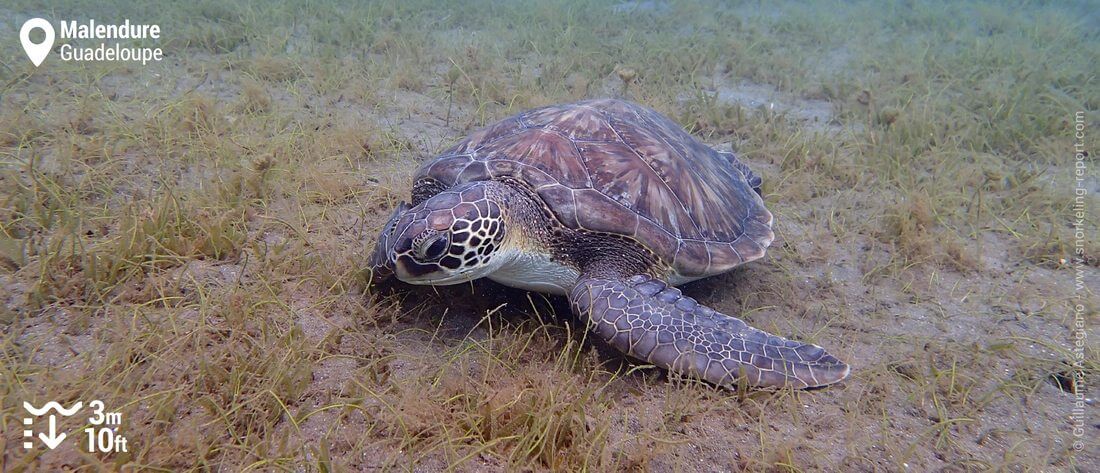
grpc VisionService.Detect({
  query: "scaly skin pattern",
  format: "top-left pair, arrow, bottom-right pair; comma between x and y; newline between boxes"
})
369,202 -> 409,282
369,181 -> 511,283
570,274 -> 850,389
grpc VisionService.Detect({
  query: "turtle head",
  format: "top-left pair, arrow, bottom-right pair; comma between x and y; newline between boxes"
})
373,182 -> 508,286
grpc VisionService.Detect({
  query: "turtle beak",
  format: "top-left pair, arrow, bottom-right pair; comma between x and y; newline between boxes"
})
368,202 -> 410,285
393,256 -> 474,285
393,256 -> 441,281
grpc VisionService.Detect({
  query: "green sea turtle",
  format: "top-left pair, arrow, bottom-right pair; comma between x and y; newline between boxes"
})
369,99 -> 849,388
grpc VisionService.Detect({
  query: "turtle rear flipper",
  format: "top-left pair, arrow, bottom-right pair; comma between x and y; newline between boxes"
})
569,274 -> 849,389
717,150 -> 763,196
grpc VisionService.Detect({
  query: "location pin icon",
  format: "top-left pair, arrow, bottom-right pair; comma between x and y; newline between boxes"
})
20,18 -> 55,67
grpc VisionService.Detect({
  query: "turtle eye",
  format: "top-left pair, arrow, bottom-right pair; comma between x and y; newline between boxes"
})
415,232 -> 449,262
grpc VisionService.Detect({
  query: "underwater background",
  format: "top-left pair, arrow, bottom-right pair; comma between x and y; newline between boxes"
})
1,0 -> 1097,470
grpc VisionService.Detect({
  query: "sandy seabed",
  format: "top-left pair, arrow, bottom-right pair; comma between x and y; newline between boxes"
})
1,0 -> 1097,471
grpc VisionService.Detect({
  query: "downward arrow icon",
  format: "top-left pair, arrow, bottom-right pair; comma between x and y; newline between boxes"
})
38,415 -> 66,449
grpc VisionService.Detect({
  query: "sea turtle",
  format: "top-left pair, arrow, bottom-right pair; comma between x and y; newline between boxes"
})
369,99 -> 849,388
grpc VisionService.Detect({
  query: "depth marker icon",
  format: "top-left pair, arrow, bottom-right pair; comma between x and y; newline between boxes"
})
23,401 -> 83,450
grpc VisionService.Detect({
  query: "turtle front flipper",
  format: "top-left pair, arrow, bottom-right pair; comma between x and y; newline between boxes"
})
569,274 -> 849,389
